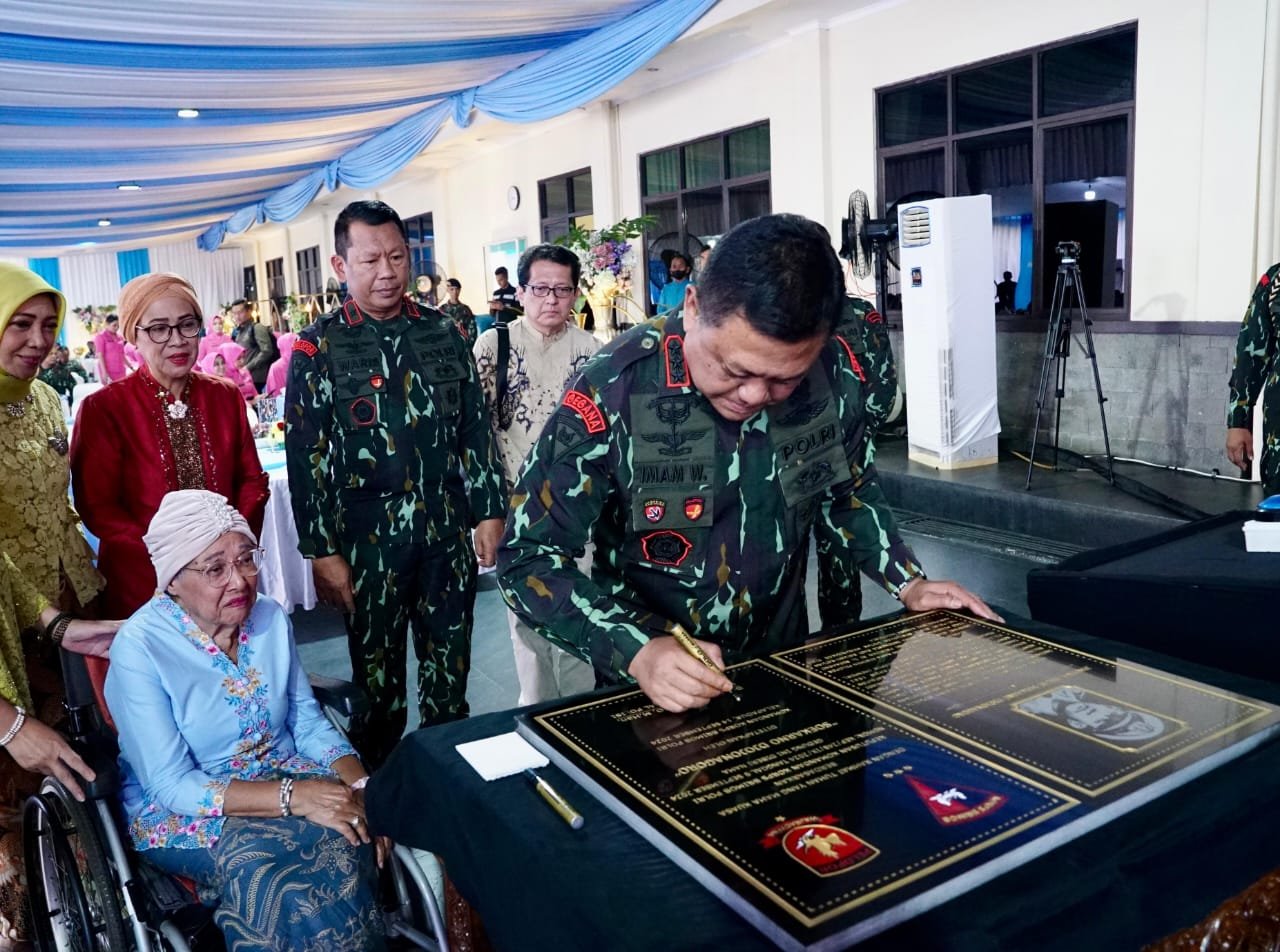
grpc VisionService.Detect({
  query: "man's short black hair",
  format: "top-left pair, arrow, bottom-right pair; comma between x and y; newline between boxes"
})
668,252 -> 692,270
105,313 -> 118,324
230,298 -> 247,309
334,200 -> 407,259
494,266 -> 508,277
696,214 -> 844,342
517,243 -> 582,288
447,278 -> 461,289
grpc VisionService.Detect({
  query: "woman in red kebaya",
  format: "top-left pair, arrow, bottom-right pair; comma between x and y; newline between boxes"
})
71,273 -> 268,617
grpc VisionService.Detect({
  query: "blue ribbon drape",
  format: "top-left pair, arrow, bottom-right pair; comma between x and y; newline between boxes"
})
199,0 -> 716,251
116,248 -> 150,283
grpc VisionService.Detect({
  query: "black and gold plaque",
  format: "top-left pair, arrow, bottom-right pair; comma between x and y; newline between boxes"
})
516,612 -> 1280,950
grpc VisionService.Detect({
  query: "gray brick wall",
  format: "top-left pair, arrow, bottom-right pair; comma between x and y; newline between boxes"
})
887,326 -> 1238,474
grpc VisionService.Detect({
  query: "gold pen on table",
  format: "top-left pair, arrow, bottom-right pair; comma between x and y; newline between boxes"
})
670,625 -> 742,701
523,768 -> 584,830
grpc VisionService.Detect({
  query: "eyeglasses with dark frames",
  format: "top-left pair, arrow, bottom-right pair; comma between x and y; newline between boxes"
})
138,316 -> 203,344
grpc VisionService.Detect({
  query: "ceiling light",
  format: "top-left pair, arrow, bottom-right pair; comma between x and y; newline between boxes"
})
117,182 -> 141,191
177,108 -> 200,119
1083,181 -> 1097,201
97,219 -> 111,227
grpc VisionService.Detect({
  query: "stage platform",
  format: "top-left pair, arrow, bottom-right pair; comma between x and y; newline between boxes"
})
873,436 -> 1264,551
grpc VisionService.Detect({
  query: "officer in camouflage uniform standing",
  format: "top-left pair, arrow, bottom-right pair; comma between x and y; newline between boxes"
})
1227,262 -> 1280,496
498,214 -> 997,712
286,200 -> 507,766
817,295 -> 900,626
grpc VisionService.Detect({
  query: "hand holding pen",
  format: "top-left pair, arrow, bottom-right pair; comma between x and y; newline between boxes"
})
626,623 -> 739,712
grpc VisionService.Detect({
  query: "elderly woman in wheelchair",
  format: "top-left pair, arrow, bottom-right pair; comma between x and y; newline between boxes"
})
103,489 -> 386,950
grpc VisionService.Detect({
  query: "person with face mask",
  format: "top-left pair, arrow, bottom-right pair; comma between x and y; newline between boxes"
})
657,252 -> 693,316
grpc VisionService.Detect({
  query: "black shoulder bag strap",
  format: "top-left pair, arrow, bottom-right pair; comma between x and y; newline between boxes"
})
495,321 -> 512,430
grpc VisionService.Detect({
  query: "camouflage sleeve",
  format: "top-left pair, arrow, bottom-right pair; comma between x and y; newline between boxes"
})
1228,264 -> 1280,429
283,331 -> 340,558
454,329 -> 508,523
816,341 -> 924,599
498,380 -> 660,681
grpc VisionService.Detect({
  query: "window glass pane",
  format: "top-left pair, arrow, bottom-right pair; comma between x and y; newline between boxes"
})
728,181 -> 771,228
727,124 -> 770,178
956,131 -> 1033,314
643,199 -> 680,310
684,188 -> 724,243
1041,30 -> 1136,117
879,78 -> 948,147
882,149 -> 945,208
643,149 -> 680,195
1043,116 -> 1128,309
542,179 -> 568,218
571,173 -> 592,214
955,57 -> 1032,132
570,213 -> 595,233
685,138 -> 723,189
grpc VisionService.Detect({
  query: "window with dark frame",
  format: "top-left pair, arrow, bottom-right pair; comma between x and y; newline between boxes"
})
265,257 -> 286,302
242,265 -> 257,304
295,245 -> 322,303
876,26 -> 1135,318
403,212 -> 437,304
640,122 -> 771,315
539,169 -> 594,243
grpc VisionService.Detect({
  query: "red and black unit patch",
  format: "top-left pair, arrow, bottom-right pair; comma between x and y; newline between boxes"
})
341,299 -> 365,326
348,396 -> 378,428
834,334 -> 867,383
643,499 -> 666,523
640,529 -> 692,566
864,308 -> 884,324
683,496 -> 705,521
760,816 -> 877,877
563,390 -> 606,434
905,776 -> 1007,827
293,338 -> 318,358
370,373 -> 385,391
664,335 -> 689,388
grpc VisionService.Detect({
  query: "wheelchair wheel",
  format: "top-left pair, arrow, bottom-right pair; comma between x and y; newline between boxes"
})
24,779 -> 130,951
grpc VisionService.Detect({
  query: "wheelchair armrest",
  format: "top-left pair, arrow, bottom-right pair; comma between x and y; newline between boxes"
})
308,674 -> 370,719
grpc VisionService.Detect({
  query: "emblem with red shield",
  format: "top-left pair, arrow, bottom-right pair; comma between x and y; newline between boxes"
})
683,496 -> 704,521
644,499 -> 666,523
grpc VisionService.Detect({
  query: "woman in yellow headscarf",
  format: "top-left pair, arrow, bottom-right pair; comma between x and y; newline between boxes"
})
0,262 -> 101,610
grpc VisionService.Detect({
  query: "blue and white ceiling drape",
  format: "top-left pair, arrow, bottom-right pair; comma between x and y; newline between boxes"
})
0,0 -> 717,255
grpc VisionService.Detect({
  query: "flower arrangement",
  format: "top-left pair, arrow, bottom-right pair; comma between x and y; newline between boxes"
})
555,216 -> 655,318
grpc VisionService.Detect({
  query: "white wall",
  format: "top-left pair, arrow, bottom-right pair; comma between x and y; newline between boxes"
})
225,0 -> 1275,325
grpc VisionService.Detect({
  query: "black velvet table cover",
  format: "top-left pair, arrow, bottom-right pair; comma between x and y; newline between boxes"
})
1028,511 -> 1280,682
366,610 -> 1280,951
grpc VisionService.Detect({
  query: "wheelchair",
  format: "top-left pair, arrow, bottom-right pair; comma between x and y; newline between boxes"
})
22,655 -> 449,951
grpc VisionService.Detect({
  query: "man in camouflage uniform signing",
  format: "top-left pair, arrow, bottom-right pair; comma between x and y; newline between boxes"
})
498,214 -> 997,712
286,200 -> 507,766
1226,263 -> 1280,496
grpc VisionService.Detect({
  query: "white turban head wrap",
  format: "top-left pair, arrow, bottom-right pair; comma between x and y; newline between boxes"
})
144,490 -> 257,593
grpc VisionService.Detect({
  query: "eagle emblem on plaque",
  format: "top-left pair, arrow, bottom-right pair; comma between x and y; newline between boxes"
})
761,816 -> 878,877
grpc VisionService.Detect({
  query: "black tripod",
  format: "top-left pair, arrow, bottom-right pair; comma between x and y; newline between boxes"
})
1025,244 -> 1115,489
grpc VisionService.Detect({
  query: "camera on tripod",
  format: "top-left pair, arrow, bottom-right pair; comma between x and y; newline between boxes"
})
1055,240 -> 1081,261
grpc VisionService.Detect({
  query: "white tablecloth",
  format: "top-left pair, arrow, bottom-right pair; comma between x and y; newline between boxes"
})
257,445 -> 317,612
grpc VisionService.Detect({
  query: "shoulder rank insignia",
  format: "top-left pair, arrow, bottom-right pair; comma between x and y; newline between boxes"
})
834,334 -> 867,383
664,335 -> 689,387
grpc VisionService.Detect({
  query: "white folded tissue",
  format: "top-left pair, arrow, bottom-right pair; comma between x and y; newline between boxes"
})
455,732 -> 549,781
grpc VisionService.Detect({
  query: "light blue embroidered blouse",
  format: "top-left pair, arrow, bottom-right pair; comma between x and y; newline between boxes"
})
105,594 -> 355,851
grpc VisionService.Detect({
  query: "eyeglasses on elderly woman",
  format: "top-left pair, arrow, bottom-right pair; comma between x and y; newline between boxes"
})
136,315 -> 203,344
179,546 -> 264,587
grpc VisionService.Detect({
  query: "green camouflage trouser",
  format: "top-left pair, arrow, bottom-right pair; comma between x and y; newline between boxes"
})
343,532 -> 476,768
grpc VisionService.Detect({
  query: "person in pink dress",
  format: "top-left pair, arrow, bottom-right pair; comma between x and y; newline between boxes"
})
211,343 -> 257,401
197,313 -> 232,363
262,332 -> 296,398
93,313 -> 132,383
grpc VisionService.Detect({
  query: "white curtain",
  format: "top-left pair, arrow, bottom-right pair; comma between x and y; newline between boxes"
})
991,218 -> 1022,284
61,252 -> 121,310
151,242 -> 243,319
